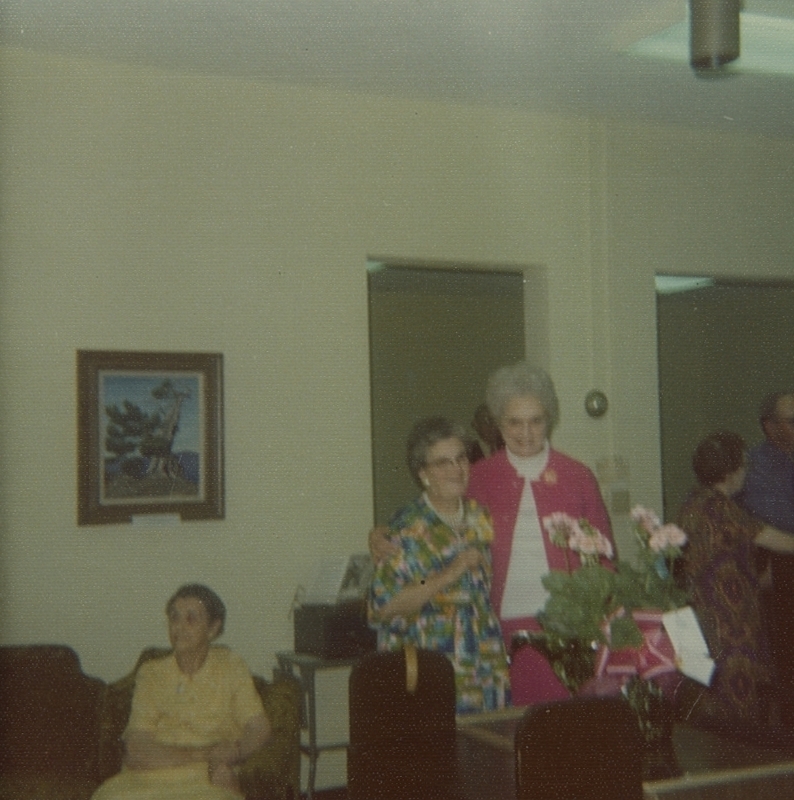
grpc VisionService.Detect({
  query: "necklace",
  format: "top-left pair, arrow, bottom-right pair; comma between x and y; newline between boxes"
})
425,494 -> 465,532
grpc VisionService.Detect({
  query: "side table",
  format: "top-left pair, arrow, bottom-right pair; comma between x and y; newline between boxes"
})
275,651 -> 361,800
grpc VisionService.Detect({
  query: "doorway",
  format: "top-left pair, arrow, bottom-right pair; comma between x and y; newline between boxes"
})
368,260 -> 525,523
656,276 -> 794,522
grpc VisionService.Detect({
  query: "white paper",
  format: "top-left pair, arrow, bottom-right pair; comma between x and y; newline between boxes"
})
337,554 -> 375,602
305,556 -> 350,604
662,606 -> 715,686
305,553 -> 374,604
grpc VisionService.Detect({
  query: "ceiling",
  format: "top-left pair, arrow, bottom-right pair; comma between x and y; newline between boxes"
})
2,0 -> 794,140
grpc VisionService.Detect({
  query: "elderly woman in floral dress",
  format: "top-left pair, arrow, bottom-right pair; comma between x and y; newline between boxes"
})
369,416 -> 510,714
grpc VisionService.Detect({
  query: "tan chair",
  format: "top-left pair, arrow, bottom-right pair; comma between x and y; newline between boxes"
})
98,647 -> 302,800
0,644 -> 302,800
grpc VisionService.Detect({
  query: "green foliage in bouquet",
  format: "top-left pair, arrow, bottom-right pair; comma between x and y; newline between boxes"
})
538,562 -> 630,646
519,631 -> 598,694
529,507 -> 689,689
623,674 -> 670,744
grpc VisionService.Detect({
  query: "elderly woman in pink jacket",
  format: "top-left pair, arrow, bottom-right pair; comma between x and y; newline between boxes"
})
467,362 -> 614,705
371,362 -> 614,706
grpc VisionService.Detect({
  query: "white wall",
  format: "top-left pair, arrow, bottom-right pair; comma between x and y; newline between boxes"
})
1,46 -> 794,689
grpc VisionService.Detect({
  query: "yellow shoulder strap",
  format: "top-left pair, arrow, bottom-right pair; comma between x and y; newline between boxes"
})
404,642 -> 418,694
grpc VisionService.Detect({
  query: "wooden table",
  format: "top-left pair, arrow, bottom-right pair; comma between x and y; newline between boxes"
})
454,707 -> 794,800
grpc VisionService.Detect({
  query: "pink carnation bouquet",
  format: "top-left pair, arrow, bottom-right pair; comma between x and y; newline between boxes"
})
543,511 -> 614,569
631,505 -> 687,580
535,506 -> 692,779
535,505 -> 690,690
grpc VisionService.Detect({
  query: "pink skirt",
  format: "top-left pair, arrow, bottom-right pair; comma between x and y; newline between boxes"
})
500,616 -> 571,707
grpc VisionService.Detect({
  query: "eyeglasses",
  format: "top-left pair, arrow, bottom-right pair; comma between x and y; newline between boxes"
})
775,415 -> 794,427
501,414 -> 547,430
426,453 -> 469,470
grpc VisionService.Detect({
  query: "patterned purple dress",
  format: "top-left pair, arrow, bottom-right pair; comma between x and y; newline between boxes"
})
677,486 -> 771,722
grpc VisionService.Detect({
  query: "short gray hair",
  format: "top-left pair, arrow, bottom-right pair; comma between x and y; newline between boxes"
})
485,362 -> 560,432
406,416 -> 469,488
166,584 -> 226,635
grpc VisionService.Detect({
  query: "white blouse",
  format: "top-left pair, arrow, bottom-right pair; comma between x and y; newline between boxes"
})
499,442 -> 551,620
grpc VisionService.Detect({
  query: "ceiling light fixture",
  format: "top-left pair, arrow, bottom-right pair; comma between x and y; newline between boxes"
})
690,0 -> 741,73
626,9 -> 794,78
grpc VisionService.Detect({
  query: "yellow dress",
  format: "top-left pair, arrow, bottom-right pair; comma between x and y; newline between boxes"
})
91,647 -> 264,800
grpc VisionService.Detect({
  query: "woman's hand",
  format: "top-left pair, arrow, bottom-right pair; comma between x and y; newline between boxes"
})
124,730 -> 211,771
452,546 -> 486,575
208,740 -> 240,771
207,715 -> 269,793
208,761 -> 241,793
435,548 -> 486,595
369,525 -> 399,562
207,713 -> 271,769
375,546 -> 485,621
207,740 -> 241,794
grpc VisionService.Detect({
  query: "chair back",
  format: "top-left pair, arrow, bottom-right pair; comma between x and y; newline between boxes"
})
0,644 -> 105,795
515,696 -> 644,800
348,646 -> 458,800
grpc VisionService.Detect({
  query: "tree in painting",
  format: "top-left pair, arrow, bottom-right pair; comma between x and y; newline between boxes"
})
104,379 -> 198,498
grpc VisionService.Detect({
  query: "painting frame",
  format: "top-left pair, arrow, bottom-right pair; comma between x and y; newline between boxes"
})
77,350 -> 224,525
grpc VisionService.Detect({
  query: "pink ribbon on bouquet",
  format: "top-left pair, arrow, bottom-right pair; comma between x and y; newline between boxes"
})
594,609 -> 678,683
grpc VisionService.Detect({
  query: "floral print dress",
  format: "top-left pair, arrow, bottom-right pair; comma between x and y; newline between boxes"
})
677,486 -> 771,722
369,495 -> 510,714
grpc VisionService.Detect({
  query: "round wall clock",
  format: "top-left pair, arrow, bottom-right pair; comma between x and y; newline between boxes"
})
585,389 -> 608,418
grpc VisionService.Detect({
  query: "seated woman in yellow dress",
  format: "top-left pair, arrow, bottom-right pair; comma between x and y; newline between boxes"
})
91,584 -> 271,800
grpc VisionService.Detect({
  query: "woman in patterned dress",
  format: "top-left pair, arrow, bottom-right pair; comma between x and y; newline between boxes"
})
369,416 -> 510,714
677,432 -> 794,723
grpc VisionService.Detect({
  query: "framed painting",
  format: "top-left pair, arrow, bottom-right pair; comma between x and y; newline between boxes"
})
77,350 -> 224,525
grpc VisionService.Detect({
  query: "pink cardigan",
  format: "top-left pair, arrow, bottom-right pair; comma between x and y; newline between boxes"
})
468,447 -> 614,622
